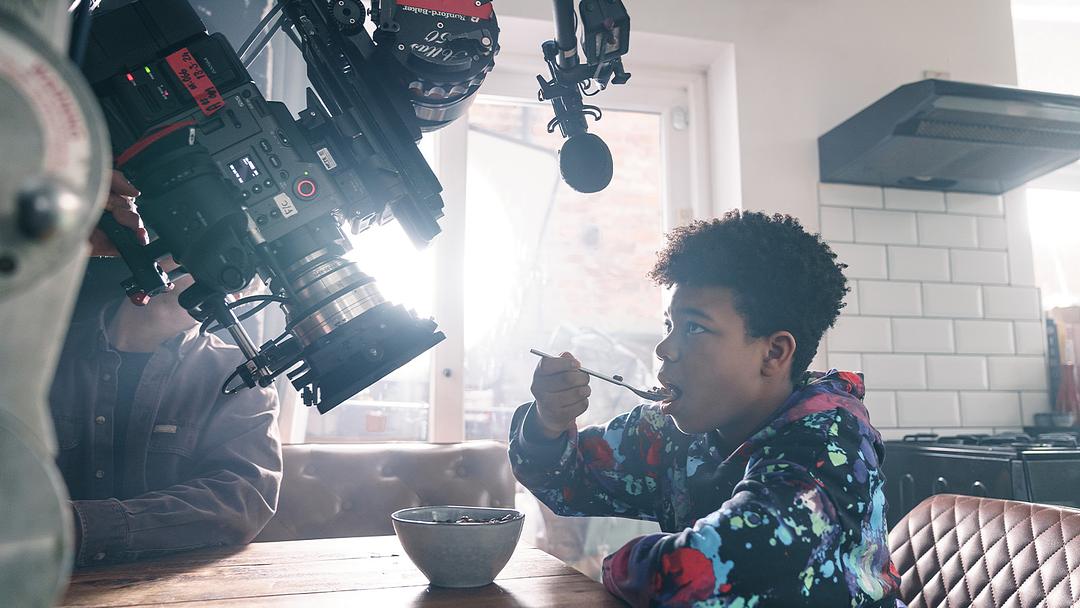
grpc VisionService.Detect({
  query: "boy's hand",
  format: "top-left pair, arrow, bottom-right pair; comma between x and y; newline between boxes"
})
89,170 -> 148,257
530,352 -> 591,440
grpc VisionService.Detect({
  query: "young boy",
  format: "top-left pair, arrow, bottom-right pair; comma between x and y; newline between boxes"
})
509,211 -> 903,607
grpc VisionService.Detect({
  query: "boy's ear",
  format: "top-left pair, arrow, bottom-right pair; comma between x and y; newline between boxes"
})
761,331 -> 796,378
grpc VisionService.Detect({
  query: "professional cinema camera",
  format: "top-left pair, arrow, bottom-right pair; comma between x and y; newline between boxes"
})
78,0 -> 631,415
82,0 -> 501,413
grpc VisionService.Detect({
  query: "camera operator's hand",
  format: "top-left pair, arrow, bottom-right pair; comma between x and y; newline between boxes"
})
89,170 -> 148,257
530,352 -> 591,440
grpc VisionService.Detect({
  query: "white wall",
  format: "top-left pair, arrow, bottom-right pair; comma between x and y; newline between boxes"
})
492,0 -> 1019,227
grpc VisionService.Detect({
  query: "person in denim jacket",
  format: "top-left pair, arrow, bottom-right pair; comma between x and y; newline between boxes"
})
50,258 -> 282,566
510,211 -> 904,607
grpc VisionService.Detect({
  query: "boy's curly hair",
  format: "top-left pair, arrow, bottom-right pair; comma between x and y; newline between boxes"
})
649,210 -> 848,381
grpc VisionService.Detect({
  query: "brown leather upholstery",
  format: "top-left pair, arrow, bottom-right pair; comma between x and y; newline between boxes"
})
888,494 -> 1080,608
255,441 -> 515,542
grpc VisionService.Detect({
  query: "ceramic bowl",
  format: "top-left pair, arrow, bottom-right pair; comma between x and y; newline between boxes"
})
391,505 -> 524,588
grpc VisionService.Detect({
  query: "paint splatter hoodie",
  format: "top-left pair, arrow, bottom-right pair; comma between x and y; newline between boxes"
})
508,370 -> 904,607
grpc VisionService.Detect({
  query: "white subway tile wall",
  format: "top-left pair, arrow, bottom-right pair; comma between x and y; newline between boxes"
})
820,206 -> 854,242
884,188 -> 945,212
1004,190 -> 1038,287
830,316 -> 892,352
888,246 -> 950,282
1020,391 -> 1052,425
820,183 -> 883,208
926,355 -> 989,390
830,243 -> 888,279
917,213 -> 977,248
861,354 -> 927,390
819,185 -> 1048,435
959,392 -> 1022,427
954,320 -> 1014,355
987,357 -> 1048,391
923,284 -> 983,318
946,193 -> 1005,216
897,392 -> 961,427
1014,321 -> 1046,355
853,210 -> 918,244
828,352 -> 862,372
859,281 -> 921,316
891,318 -> 954,353
977,217 -> 1008,250
950,249 -> 1009,285
863,391 -> 898,427
984,286 -> 1041,320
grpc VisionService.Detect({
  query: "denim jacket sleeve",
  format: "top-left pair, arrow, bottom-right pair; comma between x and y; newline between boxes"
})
508,401 -> 671,521
71,385 -> 282,565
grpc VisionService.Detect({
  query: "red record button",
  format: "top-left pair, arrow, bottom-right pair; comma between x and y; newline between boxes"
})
295,178 -> 317,199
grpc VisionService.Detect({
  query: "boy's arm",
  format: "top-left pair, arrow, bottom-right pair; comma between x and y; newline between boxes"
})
602,412 -> 870,606
508,401 -> 671,520
601,467 -> 837,606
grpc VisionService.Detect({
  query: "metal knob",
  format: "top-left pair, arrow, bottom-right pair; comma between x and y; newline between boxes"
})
16,186 -> 61,241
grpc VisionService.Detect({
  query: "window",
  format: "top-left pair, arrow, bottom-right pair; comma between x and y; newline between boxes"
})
462,100 -> 667,441
292,51 -> 708,444
1025,189 -> 1080,309
1013,0 -> 1080,311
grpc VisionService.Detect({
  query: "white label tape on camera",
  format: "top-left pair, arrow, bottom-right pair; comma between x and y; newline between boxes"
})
274,192 -> 298,218
317,147 -> 337,171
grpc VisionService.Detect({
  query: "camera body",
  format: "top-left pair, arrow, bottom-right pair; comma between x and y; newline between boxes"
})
82,0 -> 499,413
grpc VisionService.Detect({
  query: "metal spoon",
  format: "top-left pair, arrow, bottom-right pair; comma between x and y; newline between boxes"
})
529,348 -> 672,402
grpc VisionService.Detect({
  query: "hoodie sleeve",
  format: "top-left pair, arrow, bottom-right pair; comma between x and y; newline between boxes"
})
508,402 -> 672,520
601,410 -> 866,606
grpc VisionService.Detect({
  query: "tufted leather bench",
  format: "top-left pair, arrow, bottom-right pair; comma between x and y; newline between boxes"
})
255,441 -> 516,541
889,494 -> 1080,607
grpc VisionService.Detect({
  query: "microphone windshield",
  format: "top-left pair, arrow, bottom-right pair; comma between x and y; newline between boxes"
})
559,133 -> 613,193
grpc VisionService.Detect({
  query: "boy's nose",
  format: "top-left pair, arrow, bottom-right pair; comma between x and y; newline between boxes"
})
655,335 -> 676,362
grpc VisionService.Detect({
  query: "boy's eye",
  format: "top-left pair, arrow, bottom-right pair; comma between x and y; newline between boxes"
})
686,321 -> 706,335
663,319 -> 673,333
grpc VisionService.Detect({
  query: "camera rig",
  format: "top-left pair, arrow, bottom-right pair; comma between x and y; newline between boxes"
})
537,0 -> 630,193
83,0 -> 499,413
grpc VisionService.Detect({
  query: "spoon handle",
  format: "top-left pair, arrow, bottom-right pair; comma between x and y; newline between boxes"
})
529,349 -> 668,402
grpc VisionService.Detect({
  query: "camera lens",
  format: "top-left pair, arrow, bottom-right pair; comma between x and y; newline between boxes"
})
275,249 -> 444,413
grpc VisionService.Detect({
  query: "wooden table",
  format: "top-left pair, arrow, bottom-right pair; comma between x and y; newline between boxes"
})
60,536 -> 625,607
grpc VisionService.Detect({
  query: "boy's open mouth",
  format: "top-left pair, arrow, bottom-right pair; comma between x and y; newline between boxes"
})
658,380 -> 682,411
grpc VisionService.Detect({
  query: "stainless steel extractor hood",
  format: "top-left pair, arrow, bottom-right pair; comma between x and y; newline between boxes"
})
818,79 -> 1080,194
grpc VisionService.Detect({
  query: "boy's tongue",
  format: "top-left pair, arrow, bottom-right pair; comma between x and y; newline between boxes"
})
659,385 -> 683,415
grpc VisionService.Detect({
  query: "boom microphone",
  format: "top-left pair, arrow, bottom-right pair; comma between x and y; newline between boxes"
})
560,133 -> 613,194
538,0 -> 630,194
